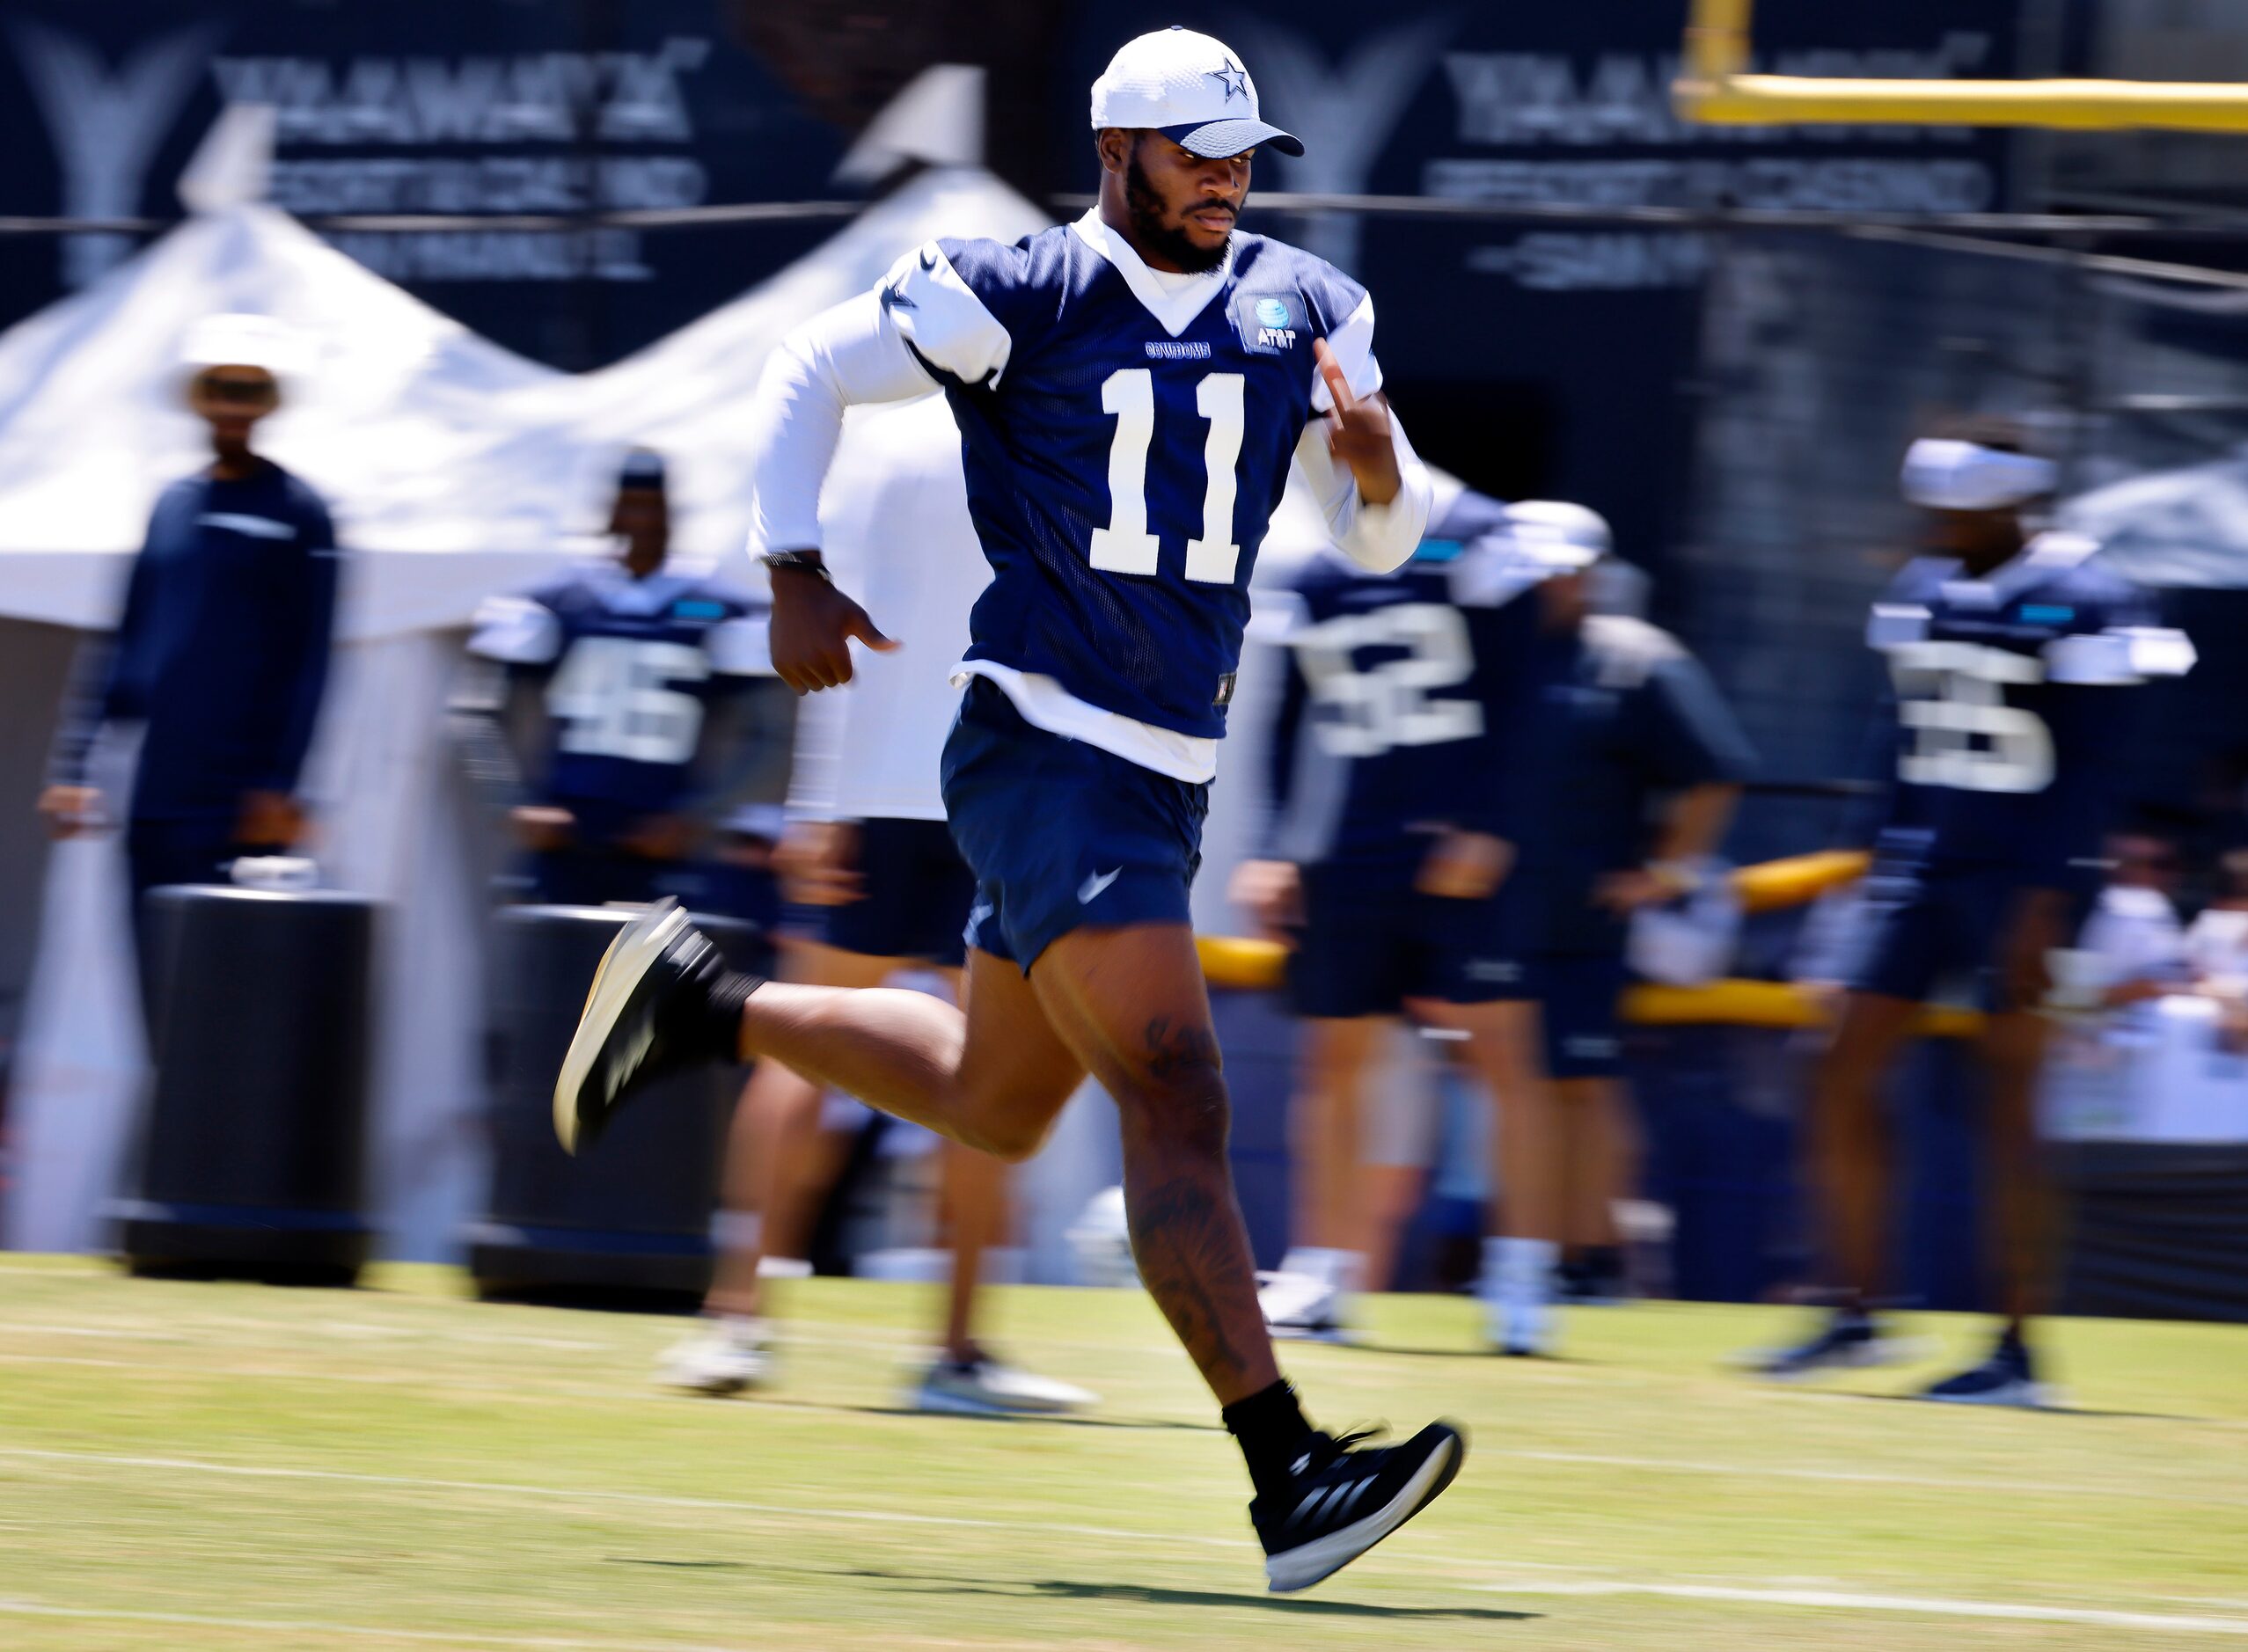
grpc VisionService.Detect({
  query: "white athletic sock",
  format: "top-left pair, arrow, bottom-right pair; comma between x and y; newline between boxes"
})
1481,1237 -> 1557,1348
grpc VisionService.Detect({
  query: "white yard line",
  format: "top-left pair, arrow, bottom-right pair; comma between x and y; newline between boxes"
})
1475,1579 -> 2248,1634
13,1444 -> 2243,1636
4,1343 -> 2239,1509
0,1598 -> 746,1651
0,1446 -> 1259,1552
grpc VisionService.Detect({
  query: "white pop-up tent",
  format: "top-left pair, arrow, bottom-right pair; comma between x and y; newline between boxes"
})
0,204 -> 578,636
0,204 -> 593,1255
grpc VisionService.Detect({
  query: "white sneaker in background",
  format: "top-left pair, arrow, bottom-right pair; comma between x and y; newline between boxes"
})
1258,1268 -> 1352,1342
911,1354 -> 1096,1416
655,1316 -> 773,1395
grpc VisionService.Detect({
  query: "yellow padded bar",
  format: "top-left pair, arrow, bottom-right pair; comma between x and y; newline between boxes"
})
1677,0 -> 2248,133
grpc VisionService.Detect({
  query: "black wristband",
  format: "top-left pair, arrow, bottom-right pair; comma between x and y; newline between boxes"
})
760,550 -> 832,583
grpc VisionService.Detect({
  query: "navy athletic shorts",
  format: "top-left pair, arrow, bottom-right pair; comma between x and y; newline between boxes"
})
1287,857 -> 1533,1018
1535,950 -> 1632,1079
941,677 -> 1209,971
1846,854 -> 2091,1011
809,816 -> 978,966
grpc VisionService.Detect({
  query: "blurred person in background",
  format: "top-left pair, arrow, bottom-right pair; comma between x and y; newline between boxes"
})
2185,848 -> 2248,1049
1231,489 -> 1579,1344
454,451 -> 794,914
2073,828 -> 2189,1015
552,27 -> 1467,1591
658,412 -> 1092,1418
1751,417 -> 2195,1404
1501,526 -> 1754,1355
40,314 -> 338,994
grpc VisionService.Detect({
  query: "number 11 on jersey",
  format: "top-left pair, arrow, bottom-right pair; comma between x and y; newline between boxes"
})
1087,368 -> 1246,585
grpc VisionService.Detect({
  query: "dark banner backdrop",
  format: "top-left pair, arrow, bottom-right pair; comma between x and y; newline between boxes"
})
0,0 -> 2019,565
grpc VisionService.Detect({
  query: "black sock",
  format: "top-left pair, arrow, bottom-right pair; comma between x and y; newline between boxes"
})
683,969 -> 760,1065
1222,1379 -> 1315,1501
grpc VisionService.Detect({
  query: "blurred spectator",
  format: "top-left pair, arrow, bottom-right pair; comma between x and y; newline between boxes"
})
2076,830 -> 2189,1012
2182,848 -> 2248,1051
1498,518 -> 1754,1351
1233,489 -> 1578,1343
40,314 -> 339,992
2183,848 -> 2248,991
454,451 -> 794,912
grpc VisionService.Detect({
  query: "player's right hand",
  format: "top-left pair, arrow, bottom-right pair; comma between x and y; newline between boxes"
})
1228,858 -> 1303,944
510,804 -> 576,851
767,561 -> 898,692
37,784 -> 102,840
775,821 -> 863,906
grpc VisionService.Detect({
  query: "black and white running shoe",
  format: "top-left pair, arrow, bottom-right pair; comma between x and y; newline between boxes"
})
553,899 -> 748,1155
1254,1422 -> 1466,1593
1743,1310 -> 1912,1382
1921,1332 -> 2048,1408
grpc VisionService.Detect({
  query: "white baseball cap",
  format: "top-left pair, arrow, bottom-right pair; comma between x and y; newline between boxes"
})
1504,500 -> 1613,569
179,312 -> 304,379
1090,27 -> 1302,158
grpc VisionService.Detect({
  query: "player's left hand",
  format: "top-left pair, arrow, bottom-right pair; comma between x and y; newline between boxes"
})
1417,830 -> 1512,902
1314,337 -> 1401,508
235,790 -> 305,849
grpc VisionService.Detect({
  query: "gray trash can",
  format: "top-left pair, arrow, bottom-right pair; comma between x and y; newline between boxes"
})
466,904 -> 767,1304
113,885 -> 378,1284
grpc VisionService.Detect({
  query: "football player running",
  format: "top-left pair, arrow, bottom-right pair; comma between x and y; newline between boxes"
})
551,29 -> 1463,1590
1752,419 -> 2193,1404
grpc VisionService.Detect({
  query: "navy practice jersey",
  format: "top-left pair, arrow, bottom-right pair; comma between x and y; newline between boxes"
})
1260,490 -> 1559,867
882,218 -> 1386,740
1866,534 -> 2193,881
468,565 -> 773,833
1525,616 -> 1759,954
53,461 -> 339,820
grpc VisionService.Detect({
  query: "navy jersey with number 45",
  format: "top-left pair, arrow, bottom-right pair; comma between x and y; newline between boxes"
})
468,565 -> 773,832
1867,533 -> 2193,881
879,215 -> 1395,742
1261,489 -> 1558,867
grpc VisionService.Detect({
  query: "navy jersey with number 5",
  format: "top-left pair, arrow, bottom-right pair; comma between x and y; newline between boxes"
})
468,565 -> 774,837
859,212 -> 1419,752
1867,533 -> 2193,881
1260,489 -> 1558,867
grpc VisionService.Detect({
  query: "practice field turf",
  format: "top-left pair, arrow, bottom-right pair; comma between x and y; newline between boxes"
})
3,1256 -> 2245,1650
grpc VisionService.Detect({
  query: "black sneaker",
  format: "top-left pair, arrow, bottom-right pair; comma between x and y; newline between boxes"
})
1744,1310 -> 1909,1382
1253,1422 -> 1466,1593
1921,1332 -> 2047,1408
553,900 -> 748,1154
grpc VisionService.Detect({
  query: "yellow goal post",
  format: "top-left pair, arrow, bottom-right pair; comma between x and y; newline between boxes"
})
1677,0 -> 2248,132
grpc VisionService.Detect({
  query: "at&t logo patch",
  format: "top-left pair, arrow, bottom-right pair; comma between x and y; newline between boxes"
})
1233,290 -> 1307,355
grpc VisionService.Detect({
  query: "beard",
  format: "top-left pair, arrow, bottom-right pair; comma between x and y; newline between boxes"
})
1125,150 -> 1232,274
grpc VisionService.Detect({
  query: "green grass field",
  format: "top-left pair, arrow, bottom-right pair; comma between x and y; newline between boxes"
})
3,1254 -> 2245,1650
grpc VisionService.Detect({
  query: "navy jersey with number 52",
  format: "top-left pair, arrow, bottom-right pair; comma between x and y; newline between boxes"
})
1260,489 -> 1558,867
1866,533 -> 2193,881
880,214 -> 1389,742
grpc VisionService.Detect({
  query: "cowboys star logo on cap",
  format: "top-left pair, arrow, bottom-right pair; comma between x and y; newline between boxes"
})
1090,27 -> 1304,158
